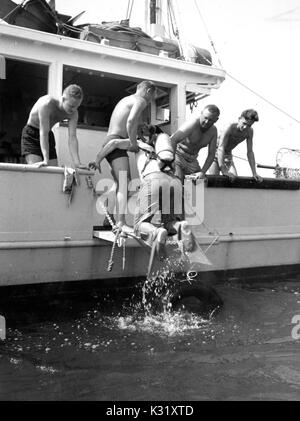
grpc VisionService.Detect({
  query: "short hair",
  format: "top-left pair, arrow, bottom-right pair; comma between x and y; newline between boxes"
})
203,104 -> 220,116
137,80 -> 156,94
240,109 -> 259,122
149,125 -> 164,136
63,84 -> 83,100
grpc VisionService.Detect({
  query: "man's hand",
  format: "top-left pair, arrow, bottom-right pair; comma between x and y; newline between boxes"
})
186,171 -> 206,181
88,161 -> 101,173
137,140 -> 153,153
30,160 -> 49,168
128,144 -> 139,153
75,163 -> 90,170
253,174 -> 263,182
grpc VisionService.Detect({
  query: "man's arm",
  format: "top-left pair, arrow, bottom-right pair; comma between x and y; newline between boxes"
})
170,118 -> 197,148
68,111 -> 85,168
37,104 -> 51,166
89,138 -> 131,172
217,124 -> 235,179
126,97 -> 148,150
186,128 -> 218,180
199,128 -> 218,177
246,130 -> 263,182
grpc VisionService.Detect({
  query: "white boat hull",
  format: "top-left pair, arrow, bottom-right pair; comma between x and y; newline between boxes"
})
1,164 -> 300,287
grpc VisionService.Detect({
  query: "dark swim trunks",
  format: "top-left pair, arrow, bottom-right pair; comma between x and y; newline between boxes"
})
104,134 -> 128,164
21,124 -> 57,159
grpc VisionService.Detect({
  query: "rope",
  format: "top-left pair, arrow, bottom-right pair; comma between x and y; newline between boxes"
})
167,0 -> 185,59
107,228 -> 121,272
227,72 -> 300,126
100,202 -> 118,232
232,154 -> 248,162
122,238 -> 126,270
125,0 -> 131,20
193,0 -> 300,125
193,0 -> 223,68
204,235 -> 220,253
186,270 -> 197,284
99,201 -> 120,271
127,0 -> 135,21
1,0 -> 26,21
167,0 -> 177,38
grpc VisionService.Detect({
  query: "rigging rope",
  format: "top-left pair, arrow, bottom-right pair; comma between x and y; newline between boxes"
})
193,0 -> 223,69
192,0 -> 300,126
1,0 -> 26,21
126,0 -> 131,20
226,72 -> 300,126
167,0 -> 185,59
128,0 -> 135,21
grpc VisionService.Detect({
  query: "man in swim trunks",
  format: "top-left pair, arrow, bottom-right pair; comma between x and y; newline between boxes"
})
209,109 -> 263,182
170,104 -> 220,183
88,125 -> 163,173
21,84 -> 86,168
90,80 -> 156,227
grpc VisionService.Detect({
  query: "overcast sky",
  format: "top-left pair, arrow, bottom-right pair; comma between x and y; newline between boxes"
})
14,0 -> 300,173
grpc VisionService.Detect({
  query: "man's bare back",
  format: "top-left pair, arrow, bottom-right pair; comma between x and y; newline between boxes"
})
107,94 -> 147,140
28,95 -> 78,129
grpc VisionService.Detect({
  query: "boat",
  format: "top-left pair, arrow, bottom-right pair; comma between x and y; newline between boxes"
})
0,0 -> 299,291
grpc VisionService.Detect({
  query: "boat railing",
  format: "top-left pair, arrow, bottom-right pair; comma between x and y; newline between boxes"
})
0,162 -> 92,176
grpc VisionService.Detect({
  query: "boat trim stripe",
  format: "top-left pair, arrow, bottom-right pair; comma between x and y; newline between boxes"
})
1,232 -> 300,250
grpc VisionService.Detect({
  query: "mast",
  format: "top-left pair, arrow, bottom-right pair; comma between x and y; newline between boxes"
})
149,0 -> 164,38
150,0 -> 156,24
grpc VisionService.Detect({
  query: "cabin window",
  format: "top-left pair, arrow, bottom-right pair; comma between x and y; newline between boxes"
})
0,58 -> 48,163
62,65 -> 171,130
153,87 -> 170,126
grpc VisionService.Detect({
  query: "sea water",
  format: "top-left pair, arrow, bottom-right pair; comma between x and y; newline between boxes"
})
1,276 -> 300,401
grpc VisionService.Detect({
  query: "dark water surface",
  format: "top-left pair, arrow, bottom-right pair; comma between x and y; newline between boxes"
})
1,276 -> 300,401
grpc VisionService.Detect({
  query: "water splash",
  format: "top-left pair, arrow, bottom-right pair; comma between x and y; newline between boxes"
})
116,311 -> 211,337
112,252 -> 220,336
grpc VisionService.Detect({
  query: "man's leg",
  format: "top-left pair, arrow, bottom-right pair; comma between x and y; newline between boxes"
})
138,222 -> 167,262
227,161 -> 238,176
208,160 -> 220,175
110,156 -> 130,226
174,163 -> 184,183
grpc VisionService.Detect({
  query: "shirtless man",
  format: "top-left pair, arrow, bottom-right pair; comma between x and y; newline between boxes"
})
209,109 -> 263,182
170,104 -> 220,182
90,80 -> 156,226
21,84 -> 85,168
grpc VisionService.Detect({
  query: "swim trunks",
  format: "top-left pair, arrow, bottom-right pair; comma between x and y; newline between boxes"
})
213,148 -> 234,171
104,134 -> 128,164
175,145 -> 201,175
21,124 -> 57,159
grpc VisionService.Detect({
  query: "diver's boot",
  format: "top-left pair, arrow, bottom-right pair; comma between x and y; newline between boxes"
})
156,227 -> 168,260
178,221 -> 196,252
